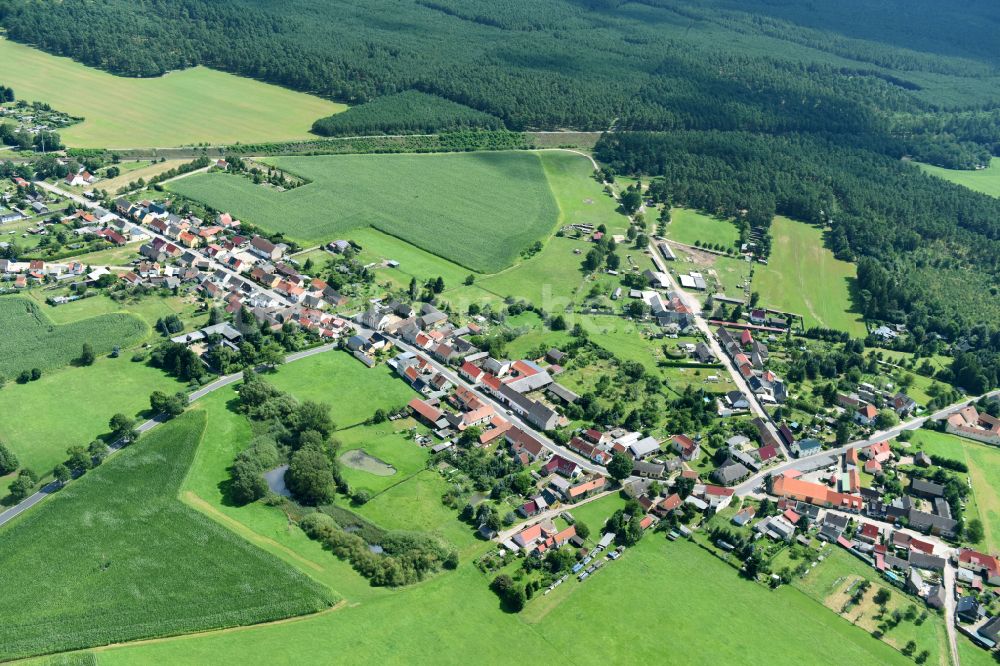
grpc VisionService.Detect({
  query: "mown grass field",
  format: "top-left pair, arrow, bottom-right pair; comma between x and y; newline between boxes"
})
0,411 -> 335,662
93,537 -> 908,665
170,151 -> 560,273
753,216 -> 866,335
665,208 -> 741,249
264,350 -> 416,428
335,421 -> 430,496
0,296 -> 147,376
918,158 -> 1000,198
99,159 -> 189,192
0,354 -> 183,483
909,429 -> 1000,553
0,38 -> 344,148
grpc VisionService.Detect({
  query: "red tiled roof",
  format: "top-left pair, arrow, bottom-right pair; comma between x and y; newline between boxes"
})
408,398 -> 443,423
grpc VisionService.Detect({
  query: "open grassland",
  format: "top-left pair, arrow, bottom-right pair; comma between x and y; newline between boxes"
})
0,355 -> 183,482
94,538 -> 908,665
0,38 -> 344,148
0,296 -> 147,376
753,216 -> 865,335
264,350 -> 416,427
665,208 -> 741,249
99,160 -> 189,192
918,158 -> 1000,198
335,421 -> 429,495
909,429 -> 1000,553
0,411 -> 335,662
794,547 -> 948,666
51,359 -> 903,665
170,151 -> 560,273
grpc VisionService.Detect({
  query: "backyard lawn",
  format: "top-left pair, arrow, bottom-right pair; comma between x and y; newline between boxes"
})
753,216 -> 865,336
0,37 -> 343,148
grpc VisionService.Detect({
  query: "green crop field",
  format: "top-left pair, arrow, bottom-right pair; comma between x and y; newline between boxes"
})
93,538 -> 907,665
0,354 -> 183,482
753,216 -> 866,335
169,151 -> 561,273
0,411 -> 335,662
0,297 -> 148,377
918,158 -> 1000,198
665,208 -> 741,249
0,38 -> 344,148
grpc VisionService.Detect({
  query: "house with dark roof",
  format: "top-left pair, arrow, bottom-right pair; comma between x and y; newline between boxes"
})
712,461 -> 751,486
910,478 -> 945,499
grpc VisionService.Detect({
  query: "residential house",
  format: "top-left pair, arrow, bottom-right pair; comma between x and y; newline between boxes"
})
671,434 -> 700,461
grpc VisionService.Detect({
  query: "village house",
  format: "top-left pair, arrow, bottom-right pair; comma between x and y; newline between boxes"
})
946,406 -> 1000,446
671,434 -> 700,461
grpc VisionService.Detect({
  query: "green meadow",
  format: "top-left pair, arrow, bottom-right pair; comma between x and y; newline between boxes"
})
909,429 -> 1000,553
0,355 -> 184,482
170,151 -> 561,273
753,216 -> 865,335
8,351 -> 907,664
917,158 -> 1000,198
93,538 -> 908,665
666,208 -> 741,249
0,37 -> 344,148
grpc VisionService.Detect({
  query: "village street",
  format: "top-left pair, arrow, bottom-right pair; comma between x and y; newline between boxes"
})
33,179 -> 296,309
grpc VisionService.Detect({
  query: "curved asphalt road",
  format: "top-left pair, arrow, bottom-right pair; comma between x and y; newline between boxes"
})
0,342 -> 338,529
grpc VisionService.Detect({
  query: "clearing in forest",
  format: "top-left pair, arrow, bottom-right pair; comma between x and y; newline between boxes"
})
752,216 -> 865,335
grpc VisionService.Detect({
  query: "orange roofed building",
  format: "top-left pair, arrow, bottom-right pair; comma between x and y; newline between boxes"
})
771,472 -> 863,512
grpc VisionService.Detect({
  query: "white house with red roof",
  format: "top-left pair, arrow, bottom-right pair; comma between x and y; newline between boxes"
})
958,548 -> 1000,585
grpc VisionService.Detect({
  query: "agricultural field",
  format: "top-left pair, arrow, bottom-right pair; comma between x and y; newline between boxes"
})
24,291 -> 206,336
0,411 -> 335,662
0,296 -> 147,377
0,38 -> 344,148
169,151 -> 560,273
909,429 -> 1000,553
264,350 -> 417,428
753,216 -> 866,336
918,158 -> 1000,198
664,208 -> 741,250
0,354 -> 183,482
93,538 -> 908,665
